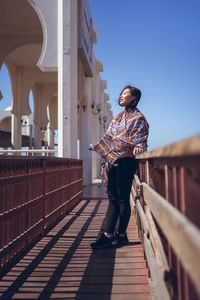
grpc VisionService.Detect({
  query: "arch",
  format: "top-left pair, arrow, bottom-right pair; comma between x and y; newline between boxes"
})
0,0 -> 43,65
0,116 -> 11,132
27,0 -> 58,71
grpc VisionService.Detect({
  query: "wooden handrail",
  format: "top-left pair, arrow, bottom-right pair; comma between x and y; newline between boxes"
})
130,182 -> 171,299
142,182 -> 200,296
136,134 -> 200,158
136,200 -> 149,237
131,135 -> 200,299
131,177 -> 200,299
145,206 -> 170,277
143,234 -> 171,300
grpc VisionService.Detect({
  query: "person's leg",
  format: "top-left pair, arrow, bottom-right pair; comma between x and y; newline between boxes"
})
90,165 -> 119,249
118,199 -> 131,234
90,158 -> 138,249
105,166 -> 120,234
115,158 -> 137,235
105,200 -> 120,234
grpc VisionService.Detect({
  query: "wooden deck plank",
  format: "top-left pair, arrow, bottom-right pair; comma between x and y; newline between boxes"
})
0,183 -> 152,299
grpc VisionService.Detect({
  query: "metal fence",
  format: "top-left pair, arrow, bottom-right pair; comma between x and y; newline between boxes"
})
0,156 -> 83,269
131,135 -> 200,300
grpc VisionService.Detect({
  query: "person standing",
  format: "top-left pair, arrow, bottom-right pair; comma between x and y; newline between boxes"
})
90,85 -> 149,249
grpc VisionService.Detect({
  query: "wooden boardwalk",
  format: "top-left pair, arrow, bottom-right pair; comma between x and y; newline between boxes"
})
0,182 -> 152,300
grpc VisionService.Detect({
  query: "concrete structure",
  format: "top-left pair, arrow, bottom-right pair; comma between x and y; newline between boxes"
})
0,0 -> 113,185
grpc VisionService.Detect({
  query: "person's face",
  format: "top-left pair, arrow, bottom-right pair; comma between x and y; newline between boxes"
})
119,88 -> 135,107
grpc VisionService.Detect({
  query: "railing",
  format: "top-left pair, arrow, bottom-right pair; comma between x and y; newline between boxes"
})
131,135 -> 200,300
0,149 -> 57,156
0,156 -> 83,269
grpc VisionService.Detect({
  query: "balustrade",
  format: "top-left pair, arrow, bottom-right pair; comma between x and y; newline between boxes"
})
0,156 -> 83,269
131,135 -> 200,300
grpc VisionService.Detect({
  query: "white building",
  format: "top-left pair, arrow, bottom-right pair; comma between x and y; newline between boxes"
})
0,0 -> 113,185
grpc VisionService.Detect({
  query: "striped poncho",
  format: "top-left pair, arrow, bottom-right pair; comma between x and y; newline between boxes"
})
93,107 -> 149,183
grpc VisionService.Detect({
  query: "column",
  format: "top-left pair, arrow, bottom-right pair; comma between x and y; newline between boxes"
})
92,71 -> 101,179
47,96 -> 57,154
7,62 -> 41,150
11,66 -> 22,149
79,78 -> 92,185
32,84 -> 42,148
47,124 -> 54,149
57,0 -> 78,158
11,114 -> 22,149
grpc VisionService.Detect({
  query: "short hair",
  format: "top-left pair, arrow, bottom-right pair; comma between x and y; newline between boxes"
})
118,85 -> 142,109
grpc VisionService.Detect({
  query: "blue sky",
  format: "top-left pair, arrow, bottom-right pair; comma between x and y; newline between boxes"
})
89,0 -> 200,150
0,0 -> 199,151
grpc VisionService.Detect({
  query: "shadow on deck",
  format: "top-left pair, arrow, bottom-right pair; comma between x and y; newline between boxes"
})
0,182 -> 152,300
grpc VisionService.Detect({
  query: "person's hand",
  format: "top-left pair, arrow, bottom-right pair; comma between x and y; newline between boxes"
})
133,146 -> 144,156
89,144 -> 94,151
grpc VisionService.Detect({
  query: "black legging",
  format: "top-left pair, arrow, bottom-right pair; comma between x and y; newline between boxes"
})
105,157 -> 138,234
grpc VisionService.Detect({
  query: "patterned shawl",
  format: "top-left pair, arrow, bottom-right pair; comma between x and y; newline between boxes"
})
93,108 -> 149,183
